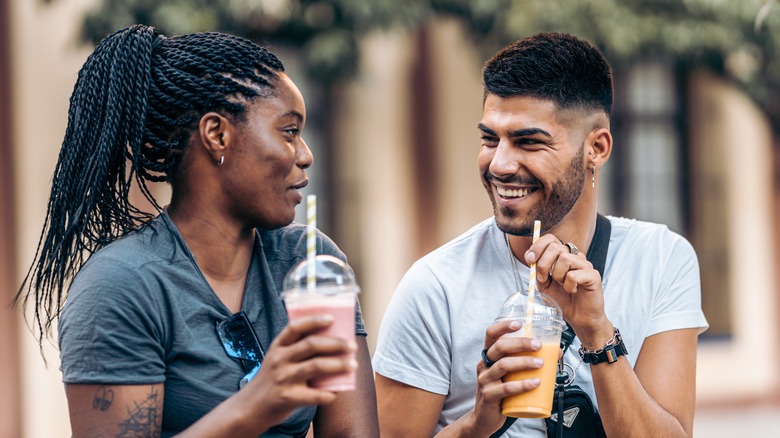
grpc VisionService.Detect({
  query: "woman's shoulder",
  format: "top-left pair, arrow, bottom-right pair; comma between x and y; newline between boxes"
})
76,215 -> 189,281
257,223 -> 344,261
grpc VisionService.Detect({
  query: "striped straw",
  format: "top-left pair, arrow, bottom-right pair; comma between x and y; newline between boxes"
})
306,194 -> 317,291
524,220 -> 541,336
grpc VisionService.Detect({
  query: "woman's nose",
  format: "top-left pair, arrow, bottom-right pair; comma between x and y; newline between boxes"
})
297,138 -> 313,170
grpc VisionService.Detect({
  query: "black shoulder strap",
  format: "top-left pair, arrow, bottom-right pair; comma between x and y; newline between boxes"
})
588,214 -> 612,279
489,214 -> 612,438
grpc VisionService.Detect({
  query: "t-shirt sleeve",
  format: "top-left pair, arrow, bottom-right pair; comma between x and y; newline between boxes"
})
316,231 -> 368,337
372,260 -> 452,395
59,256 -> 167,384
649,234 -> 709,336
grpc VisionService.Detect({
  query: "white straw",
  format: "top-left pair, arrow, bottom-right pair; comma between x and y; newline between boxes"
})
524,220 -> 541,336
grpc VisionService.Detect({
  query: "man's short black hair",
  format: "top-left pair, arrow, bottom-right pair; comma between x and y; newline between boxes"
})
482,32 -> 613,115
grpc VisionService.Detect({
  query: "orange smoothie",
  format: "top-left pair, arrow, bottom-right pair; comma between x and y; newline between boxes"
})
501,343 -> 560,418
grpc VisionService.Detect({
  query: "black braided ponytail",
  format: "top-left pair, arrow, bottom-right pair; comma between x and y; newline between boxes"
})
17,24 -> 285,345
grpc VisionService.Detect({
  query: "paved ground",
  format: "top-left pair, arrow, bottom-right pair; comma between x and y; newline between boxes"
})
694,405 -> 780,437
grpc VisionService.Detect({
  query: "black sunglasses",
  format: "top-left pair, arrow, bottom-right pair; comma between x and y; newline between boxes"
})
216,311 -> 265,389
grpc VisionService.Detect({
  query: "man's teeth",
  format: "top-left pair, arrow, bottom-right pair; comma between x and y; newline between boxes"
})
497,186 -> 532,198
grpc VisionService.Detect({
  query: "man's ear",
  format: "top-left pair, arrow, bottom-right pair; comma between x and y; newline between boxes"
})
587,126 -> 613,169
198,112 -> 233,164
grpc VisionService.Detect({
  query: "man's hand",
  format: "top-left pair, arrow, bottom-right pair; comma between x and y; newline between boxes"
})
525,234 -> 613,345
469,319 -> 546,436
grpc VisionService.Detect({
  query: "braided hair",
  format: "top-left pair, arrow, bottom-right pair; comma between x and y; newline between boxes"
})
17,24 -> 285,344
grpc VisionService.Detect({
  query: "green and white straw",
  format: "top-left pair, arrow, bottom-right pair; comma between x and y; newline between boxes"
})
306,194 -> 317,291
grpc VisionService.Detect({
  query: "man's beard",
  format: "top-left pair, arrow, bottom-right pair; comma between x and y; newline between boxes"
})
492,146 -> 585,236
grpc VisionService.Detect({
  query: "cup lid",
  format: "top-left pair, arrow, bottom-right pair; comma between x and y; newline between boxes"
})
282,254 -> 360,296
496,289 -> 564,323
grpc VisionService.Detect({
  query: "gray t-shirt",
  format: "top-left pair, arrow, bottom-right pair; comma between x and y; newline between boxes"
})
59,211 -> 366,437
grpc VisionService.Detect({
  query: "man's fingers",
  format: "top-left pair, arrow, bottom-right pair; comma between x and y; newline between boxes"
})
484,319 -> 523,348
480,378 -> 542,402
477,350 -> 544,383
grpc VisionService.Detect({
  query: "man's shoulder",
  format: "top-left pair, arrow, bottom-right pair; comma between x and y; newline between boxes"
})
608,215 -> 682,239
606,215 -> 693,256
420,217 -> 498,260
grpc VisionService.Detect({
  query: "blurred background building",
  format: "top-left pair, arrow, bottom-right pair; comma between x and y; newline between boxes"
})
1,0 -> 779,436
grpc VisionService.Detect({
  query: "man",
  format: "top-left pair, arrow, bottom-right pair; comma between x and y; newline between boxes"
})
373,32 -> 708,437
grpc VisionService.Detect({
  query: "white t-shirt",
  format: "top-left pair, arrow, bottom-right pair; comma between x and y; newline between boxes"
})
373,216 -> 708,437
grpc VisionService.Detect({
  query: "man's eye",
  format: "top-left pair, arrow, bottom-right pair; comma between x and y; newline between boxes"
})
284,128 -> 299,136
481,135 -> 498,145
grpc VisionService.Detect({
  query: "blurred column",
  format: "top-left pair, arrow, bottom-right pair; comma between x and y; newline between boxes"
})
12,0 -> 98,436
689,69 -> 779,404
426,17 -> 492,245
332,30 -> 417,351
0,0 -> 21,435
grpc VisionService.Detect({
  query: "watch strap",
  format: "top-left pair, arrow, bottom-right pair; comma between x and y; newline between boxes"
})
579,327 -> 628,365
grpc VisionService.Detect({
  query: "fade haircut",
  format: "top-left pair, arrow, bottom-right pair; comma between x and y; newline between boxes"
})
18,25 -> 285,344
482,32 -> 613,116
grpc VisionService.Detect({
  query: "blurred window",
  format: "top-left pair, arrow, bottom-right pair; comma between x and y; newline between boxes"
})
605,59 -> 730,338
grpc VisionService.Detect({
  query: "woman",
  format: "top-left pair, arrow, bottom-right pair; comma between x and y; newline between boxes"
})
16,25 -> 378,437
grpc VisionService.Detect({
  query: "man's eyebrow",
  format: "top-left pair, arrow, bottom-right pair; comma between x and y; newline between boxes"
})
477,123 -> 552,139
477,123 -> 496,135
507,127 -> 552,138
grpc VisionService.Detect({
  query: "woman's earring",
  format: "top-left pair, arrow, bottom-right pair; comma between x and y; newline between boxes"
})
218,155 -> 225,166
591,165 -> 596,188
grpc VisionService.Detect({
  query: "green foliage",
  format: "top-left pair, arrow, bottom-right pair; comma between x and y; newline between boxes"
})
68,0 -> 780,131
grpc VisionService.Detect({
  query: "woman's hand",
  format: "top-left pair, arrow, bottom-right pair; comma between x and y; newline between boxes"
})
247,315 -> 358,428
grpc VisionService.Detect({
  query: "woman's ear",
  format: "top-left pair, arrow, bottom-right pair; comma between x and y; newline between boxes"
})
197,112 -> 233,165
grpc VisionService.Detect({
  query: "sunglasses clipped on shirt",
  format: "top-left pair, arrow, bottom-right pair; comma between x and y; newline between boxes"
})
216,311 -> 265,389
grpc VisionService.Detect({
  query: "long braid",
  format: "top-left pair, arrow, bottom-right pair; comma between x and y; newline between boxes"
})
17,25 -> 285,345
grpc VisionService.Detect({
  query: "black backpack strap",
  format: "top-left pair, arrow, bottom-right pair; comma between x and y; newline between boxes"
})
588,214 -> 611,279
490,214 -> 612,438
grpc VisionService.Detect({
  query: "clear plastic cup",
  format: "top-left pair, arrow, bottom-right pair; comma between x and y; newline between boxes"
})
281,255 -> 360,392
496,289 -> 565,418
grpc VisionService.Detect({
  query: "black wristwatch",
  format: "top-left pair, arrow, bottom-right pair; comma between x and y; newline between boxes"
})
579,327 -> 628,365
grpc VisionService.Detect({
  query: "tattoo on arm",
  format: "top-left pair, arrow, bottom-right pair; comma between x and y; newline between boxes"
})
93,386 -> 114,411
117,387 -> 162,437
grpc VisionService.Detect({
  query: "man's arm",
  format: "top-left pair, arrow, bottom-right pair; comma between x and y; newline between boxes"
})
376,321 -> 546,438
591,327 -> 698,437
528,234 -> 700,437
375,374 -> 445,438
313,336 -> 380,438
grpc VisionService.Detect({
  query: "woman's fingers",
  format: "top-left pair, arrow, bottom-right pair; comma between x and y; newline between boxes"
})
272,314 -> 335,347
283,334 -> 357,363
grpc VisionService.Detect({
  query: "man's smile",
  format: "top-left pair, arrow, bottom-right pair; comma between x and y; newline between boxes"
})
495,185 -> 538,199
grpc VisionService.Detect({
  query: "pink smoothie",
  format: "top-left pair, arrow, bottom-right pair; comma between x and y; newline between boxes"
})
286,298 -> 356,392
